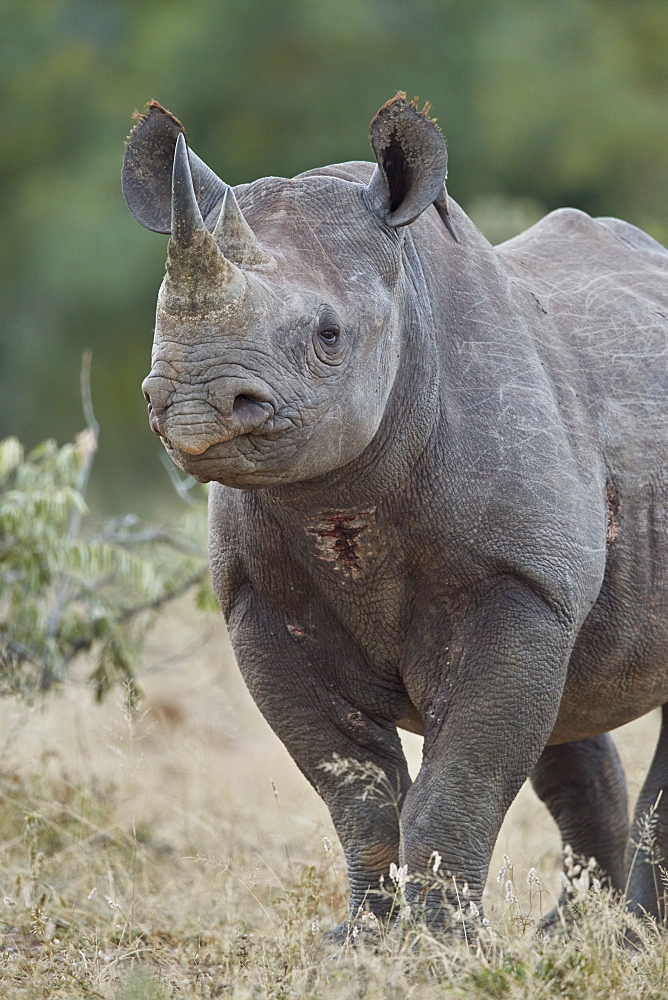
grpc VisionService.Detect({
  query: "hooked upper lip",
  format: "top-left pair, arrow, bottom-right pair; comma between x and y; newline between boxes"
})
150,398 -> 296,460
160,411 -> 298,484
143,374 -> 280,455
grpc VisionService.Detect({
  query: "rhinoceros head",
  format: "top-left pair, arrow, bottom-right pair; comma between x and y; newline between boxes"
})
122,95 -> 448,488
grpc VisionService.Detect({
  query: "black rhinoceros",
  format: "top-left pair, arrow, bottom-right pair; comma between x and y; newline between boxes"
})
123,94 -> 668,935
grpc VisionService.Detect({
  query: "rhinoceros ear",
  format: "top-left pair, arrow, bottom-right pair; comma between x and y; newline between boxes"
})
122,101 -> 227,234
366,92 -> 448,228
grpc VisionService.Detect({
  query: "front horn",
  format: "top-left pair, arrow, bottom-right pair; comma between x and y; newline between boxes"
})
171,132 -> 208,247
163,134 -> 245,311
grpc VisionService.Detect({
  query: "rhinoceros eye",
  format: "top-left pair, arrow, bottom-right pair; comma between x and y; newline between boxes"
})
313,309 -> 345,366
318,325 -> 340,346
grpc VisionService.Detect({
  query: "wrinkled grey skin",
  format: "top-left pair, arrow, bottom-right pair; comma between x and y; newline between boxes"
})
123,96 -> 668,935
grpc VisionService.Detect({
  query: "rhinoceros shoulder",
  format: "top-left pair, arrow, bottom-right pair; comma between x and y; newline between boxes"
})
594,216 -> 668,257
496,207 -> 667,268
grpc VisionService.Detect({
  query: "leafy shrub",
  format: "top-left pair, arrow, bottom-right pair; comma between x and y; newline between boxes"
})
0,432 -> 214,701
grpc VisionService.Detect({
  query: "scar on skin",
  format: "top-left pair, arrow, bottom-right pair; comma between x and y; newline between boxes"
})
606,482 -> 620,545
307,511 -> 375,577
286,623 -> 306,638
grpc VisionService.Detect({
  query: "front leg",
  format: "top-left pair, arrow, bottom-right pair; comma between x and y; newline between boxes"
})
227,584 -> 412,931
400,580 -> 575,929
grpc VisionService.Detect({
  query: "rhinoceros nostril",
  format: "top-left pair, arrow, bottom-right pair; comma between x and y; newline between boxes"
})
221,393 -> 273,438
232,393 -> 273,420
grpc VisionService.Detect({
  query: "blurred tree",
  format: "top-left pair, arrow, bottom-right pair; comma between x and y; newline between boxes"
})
1,0 -> 666,513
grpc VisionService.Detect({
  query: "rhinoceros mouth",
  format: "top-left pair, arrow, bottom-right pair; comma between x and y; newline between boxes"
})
151,395 -> 277,454
161,406 -> 302,486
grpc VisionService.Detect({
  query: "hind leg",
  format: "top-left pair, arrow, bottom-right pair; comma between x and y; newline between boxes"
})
626,704 -> 668,922
530,734 -> 629,924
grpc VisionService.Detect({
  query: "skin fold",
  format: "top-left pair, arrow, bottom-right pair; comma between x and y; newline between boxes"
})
123,95 -> 668,934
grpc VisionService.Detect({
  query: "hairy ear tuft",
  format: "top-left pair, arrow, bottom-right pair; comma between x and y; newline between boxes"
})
408,95 -> 435,121
367,92 -> 448,228
127,100 -> 186,141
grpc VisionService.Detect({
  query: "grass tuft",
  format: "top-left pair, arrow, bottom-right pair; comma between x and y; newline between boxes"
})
113,966 -> 169,1000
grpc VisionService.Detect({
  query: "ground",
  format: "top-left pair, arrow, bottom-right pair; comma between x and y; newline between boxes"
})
0,601 -> 665,998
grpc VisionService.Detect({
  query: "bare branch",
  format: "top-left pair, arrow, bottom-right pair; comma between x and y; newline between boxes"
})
60,570 -> 210,665
160,451 -> 201,506
44,352 -> 101,686
118,570 -> 209,624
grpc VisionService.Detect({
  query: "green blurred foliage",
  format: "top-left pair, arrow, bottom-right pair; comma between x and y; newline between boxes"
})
0,433 -> 212,699
2,0 -> 666,513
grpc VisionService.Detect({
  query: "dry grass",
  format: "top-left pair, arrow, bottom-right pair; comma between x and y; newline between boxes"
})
0,602 -> 666,998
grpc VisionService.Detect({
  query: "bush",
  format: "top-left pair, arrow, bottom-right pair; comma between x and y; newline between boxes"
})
0,431 -> 214,701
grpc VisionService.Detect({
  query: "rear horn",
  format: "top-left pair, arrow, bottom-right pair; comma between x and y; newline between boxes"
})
213,186 -> 274,268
